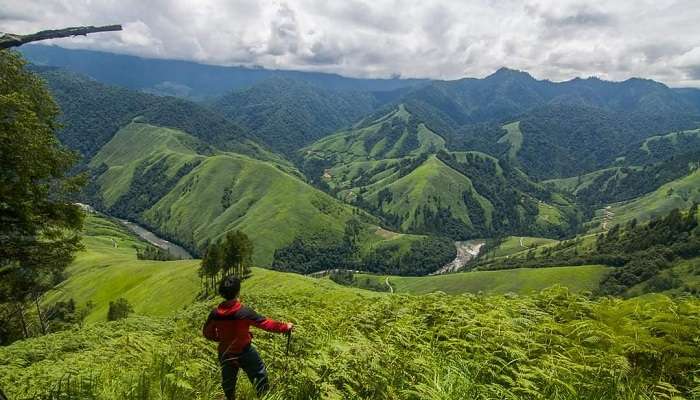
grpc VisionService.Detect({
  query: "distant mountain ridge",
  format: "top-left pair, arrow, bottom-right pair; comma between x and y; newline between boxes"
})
20,44 -> 427,99
211,77 -> 380,155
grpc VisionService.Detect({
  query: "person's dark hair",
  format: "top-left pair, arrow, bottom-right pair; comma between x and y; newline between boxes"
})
219,276 -> 241,300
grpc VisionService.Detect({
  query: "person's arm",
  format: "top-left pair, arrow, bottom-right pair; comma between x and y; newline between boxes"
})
202,311 -> 220,341
240,305 -> 292,333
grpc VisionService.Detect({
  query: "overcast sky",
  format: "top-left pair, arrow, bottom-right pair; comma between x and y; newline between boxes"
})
2,0 -> 700,87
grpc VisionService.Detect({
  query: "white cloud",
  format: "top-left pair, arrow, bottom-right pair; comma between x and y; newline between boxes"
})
1,0 -> 699,86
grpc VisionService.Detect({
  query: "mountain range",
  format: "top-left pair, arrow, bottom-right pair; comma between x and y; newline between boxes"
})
26,45 -> 700,275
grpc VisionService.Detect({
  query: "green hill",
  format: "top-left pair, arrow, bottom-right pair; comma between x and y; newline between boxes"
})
35,67 -> 284,165
589,169 -> 700,229
45,215 -> 201,323
87,122 -> 368,265
354,265 -> 609,295
4,224 -> 698,399
302,106 -> 579,239
85,122 -> 445,270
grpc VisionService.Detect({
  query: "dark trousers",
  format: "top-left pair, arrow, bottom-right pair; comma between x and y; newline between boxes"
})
219,345 -> 269,399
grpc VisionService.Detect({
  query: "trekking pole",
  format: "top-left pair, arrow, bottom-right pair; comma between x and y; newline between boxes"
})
285,330 -> 293,356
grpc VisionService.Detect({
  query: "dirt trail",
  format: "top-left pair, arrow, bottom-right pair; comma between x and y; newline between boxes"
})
385,277 -> 394,293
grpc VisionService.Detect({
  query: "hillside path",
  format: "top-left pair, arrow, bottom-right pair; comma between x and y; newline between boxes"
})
385,277 -> 394,293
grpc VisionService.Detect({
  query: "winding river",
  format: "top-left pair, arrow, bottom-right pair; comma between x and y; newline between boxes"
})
117,219 -> 193,260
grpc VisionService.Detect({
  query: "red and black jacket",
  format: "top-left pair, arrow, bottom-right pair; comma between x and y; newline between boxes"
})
203,299 -> 290,354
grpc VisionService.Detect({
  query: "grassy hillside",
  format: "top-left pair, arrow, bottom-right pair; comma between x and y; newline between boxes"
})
88,122 -> 367,265
588,169 -> 700,230
44,215 -> 201,323
302,106 -> 579,239
489,236 -> 559,258
4,264 -> 698,399
354,265 -> 609,295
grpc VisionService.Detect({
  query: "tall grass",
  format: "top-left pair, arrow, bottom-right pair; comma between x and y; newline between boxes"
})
2,287 -> 699,399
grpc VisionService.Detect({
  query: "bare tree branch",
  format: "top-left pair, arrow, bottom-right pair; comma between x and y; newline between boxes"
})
0,25 -> 122,49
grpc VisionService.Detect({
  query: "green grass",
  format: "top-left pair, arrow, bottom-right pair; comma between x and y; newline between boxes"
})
7,265 -> 698,399
5,215 -> 699,399
588,169 -> 700,230
497,121 -> 523,162
45,215 -> 201,323
490,236 -> 559,258
355,265 -> 609,295
90,122 -> 370,265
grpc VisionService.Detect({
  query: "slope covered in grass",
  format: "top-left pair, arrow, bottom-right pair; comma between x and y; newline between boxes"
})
44,215 -> 201,323
88,122 -> 367,265
302,106 -> 579,239
489,236 -> 560,258
4,270 -> 698,399
590,169 -> 700,229
354,265 -> 608,295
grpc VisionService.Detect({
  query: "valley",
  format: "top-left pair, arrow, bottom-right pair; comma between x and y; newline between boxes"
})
3,38 -> 700,400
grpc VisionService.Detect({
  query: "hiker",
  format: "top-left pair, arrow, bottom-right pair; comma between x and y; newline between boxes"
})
203,276 -> 293,399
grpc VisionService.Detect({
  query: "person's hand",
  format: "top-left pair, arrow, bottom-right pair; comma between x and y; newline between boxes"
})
286,322 -> 294,332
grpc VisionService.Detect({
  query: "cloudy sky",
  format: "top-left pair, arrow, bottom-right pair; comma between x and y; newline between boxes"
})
2,0 -> 700,87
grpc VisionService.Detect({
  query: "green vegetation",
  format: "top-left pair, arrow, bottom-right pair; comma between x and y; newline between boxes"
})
302,106 -> 578,239
600,169 -> 700,226
87,121 -> 367,265
496,121 -> 522,162
199,230 -> 253,294
546,151 -> 699,209
44,215 -> 200,323
213,77 -> 377,155
107,298 -> 133,321
488,236 -> 559,259
3,272 -> 699,399
36,67 -> 281,163
354,265 -> 609,295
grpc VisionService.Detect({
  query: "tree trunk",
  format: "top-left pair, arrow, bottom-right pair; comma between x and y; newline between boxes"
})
34,296 -> 47,335
0,25 -> 122,49
15,303 -> 28,339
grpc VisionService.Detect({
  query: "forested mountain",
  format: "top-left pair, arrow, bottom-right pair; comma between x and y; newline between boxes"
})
34,66 -> 281,163
211,77 -> 379,154
29,54 -> 700,274
396,69 -> 700,179
404,67 -> 700,126
21,44 -> 426,99
302,105 -> 580,238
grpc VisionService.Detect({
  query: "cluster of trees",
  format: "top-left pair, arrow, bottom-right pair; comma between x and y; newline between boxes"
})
199,231 -> 254,295
136,245 -> 181,261
364,236 -> 456,276
272,218 -> 456,276
569,150 -> 700,208
597,205 -> 699,294
107,298 -> 133,321
0,51 -> 85,344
